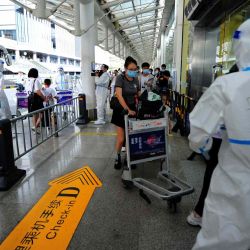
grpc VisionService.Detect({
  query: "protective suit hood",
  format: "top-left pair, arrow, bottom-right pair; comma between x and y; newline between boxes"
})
233,19 -> 250,70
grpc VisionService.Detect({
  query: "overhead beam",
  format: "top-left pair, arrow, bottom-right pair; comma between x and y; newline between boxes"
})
111,6 -> 163,22
132,39 -> 155,45
126,25 -> 160,35
31,0 -> 69,19
120,17 -> 162,31
128,30 -> 155,38
132,38 -> 156,44
111,2 -> 155,14
101,0 -> 131,10
94,1 -> 133,52
134,44 -> 156,50
136,46 -> 155,51
99,14 -> 161,46
132,34 -> 155,42
136,51 -> 154,55
134,41 -> 156,47
129,31 -> 155,40
46,3 -> 74,16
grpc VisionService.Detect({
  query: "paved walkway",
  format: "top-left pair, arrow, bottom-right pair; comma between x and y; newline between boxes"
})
0,122 -> 206,250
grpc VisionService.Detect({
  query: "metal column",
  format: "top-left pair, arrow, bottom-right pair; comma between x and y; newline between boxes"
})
121,43 -> 124,59
161,32 -> 165,64
118,41 -> 121,58
112,34 -> 115,55
80,0 -> 96,111
105,25 -> 108,51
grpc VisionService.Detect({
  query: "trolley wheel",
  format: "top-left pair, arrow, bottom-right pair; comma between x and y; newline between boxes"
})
167,196 -> 182,213
122,179 -> 133,189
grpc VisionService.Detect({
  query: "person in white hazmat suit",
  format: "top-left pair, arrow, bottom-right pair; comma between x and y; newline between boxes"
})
54,67 -> 70,90
94,64 -> 110,125
189,19 -> 250,250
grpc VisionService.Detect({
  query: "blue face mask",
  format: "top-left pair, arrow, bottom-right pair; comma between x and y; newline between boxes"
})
142,69 -> 150,75
127,70 -> 138,78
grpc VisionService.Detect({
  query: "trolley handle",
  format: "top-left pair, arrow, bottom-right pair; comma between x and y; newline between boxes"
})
122,109 -> 137,118
121,109 -> 128,116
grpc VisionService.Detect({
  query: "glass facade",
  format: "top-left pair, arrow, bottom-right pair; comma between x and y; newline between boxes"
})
216,1 -> 250,73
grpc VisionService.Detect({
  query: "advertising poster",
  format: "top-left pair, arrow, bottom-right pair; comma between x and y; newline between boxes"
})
129,129 -> 166,161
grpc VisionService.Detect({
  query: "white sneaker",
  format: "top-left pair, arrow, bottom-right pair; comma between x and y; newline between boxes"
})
33,129 -> 41,135
187,211 -> 202,227
94,120 -> 106,125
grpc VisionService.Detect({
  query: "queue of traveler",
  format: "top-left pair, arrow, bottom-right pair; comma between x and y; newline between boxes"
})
94,62 -> 174,126
93,59 -> 173,171
107,18 -> 250,250
22,18 -> 250,250
106,58 -> 174,169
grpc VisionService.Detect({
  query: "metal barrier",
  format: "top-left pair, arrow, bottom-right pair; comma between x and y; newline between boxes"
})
11,96 -> 79,161
0,94 -> 88,190
166,89 -> 197,136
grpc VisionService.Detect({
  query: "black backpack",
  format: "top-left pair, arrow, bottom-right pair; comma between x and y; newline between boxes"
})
137,90 -> 165,120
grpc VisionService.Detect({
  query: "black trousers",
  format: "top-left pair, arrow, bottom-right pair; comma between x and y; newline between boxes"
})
194,138 -> 222,216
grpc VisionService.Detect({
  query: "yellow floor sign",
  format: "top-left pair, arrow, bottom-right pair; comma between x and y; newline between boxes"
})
0,166 -> 102,250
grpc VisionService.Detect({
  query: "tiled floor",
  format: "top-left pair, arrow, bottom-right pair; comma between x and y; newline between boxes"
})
0,121 -> 206,250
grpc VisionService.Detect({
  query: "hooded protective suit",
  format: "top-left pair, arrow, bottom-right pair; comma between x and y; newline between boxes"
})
54,67 -> 70,90
95,71 -> 110,123
189,19 -> 250,250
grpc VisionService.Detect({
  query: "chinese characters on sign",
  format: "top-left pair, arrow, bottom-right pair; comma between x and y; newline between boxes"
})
0,167 -> 102,250
17,200 -> 63,249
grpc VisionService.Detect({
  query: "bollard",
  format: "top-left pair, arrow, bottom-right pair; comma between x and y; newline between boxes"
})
76,93 -> 89,125
0,119 -> 26,191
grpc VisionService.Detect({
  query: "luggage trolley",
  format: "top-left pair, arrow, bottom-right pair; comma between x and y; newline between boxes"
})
122,113 -> 194,211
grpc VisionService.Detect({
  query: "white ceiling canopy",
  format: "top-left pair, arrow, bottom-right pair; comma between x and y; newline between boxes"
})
10,0 -> 174,61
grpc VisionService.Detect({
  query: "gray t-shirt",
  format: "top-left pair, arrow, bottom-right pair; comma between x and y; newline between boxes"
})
115,73 -> 139,105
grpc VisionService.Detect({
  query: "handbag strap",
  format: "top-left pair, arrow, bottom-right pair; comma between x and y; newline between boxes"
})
31,78 -> 36,93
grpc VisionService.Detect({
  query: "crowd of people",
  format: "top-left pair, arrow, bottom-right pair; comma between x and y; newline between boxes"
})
94,19 -> 250,250
93,59 -> 174,170
22,19 -> 250,249
94,61 -> 174,125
